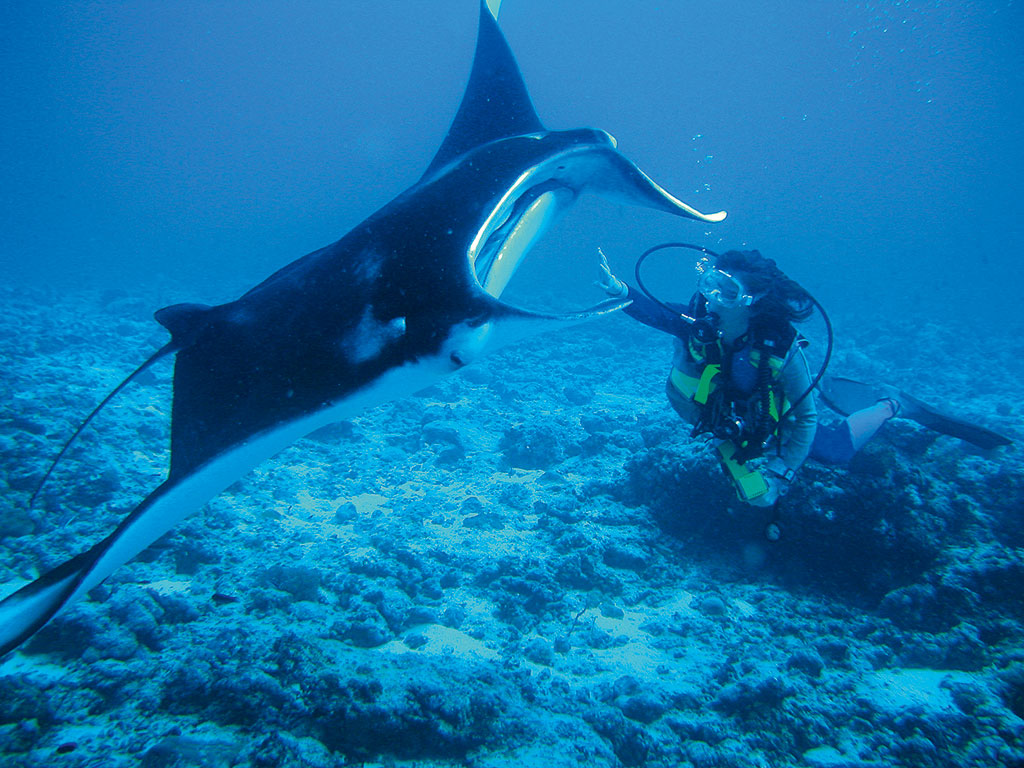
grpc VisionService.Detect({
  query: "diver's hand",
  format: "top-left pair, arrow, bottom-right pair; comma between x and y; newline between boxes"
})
596,248 -> 627,298
747,460 -> 793,507
747,475 -> 784,507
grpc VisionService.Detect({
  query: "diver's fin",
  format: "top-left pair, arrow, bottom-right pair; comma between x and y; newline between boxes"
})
817,376 -> 887,417
895,391 -> 1013,449
28,342 -> 177,507
818,376 -> 1012,450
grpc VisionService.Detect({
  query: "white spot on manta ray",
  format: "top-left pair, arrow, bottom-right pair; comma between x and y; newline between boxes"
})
341,307 -> 406,364
349,250 -> 385,285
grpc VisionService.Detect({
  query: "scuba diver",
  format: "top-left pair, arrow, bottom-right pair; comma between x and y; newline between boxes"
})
597,246 -> 1012,511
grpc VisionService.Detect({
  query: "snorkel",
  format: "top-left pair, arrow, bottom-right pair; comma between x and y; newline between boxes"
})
633,242 -> 834,418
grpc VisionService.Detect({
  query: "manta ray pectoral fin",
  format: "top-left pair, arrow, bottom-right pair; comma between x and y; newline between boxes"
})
0,548 -> 100,657
1,480 -> 188,657
3,390 -> 340,658
422,0 -> 542,180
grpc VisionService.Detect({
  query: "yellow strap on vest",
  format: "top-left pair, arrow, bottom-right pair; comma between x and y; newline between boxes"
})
717,441 -> 769,501
670,367 -> 699,400
670,364 -> 721,405
694,364 -> 720,405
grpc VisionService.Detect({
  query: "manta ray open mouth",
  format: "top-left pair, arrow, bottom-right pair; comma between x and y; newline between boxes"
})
466,137 -> 617,318
470,157 -> 575,306
467,127 -> 724,317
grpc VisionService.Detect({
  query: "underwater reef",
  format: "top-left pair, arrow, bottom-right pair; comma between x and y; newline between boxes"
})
0,283 -> 1022,768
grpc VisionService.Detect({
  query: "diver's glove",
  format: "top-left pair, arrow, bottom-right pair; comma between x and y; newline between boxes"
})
596,248 -> 628,298
748,457 -> 795,508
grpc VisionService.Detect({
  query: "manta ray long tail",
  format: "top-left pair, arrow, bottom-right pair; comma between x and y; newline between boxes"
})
28,342 -> 178,508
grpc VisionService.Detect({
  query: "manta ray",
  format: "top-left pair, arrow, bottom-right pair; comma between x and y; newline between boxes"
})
0,0 -> 724,656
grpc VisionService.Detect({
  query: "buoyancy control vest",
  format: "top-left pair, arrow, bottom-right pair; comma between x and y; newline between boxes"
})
668,297 -> 799,501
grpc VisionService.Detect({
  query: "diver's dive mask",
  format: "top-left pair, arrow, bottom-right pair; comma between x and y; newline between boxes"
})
696,258 -> 758,308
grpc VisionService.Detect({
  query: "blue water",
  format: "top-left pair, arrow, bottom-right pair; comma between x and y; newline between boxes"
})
2,2 -> 1021,322
1,2 -> 1022,766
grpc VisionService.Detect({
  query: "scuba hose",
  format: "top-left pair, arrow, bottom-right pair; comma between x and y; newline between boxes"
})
783,289 -> 833,419
633,242 -> 721,345
744,341 -> 774,461
632,242 -> 834,422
